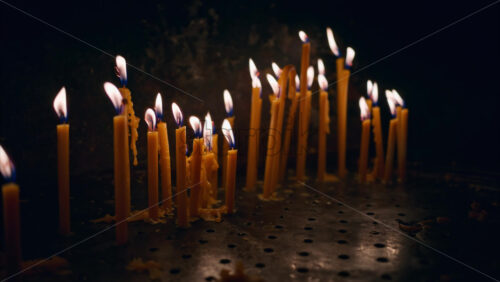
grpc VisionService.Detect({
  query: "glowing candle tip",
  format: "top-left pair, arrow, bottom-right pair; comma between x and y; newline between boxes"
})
266,74 -> 280,97
103,82 -> 123,114
272,62 -> 282,78
249,58 -> 260,80
223,89 -> 234,116
155,93 -> 163,121
144,108 -> 157,131
115,55 -> 127,86
53,86 -> 68,123
189,116 -> 202,138
222,119 -> 235,149
318,74 -> 328,91
298,30 -> 309,43
359,97 -> 370,120
372,82 -> 379,105
171,102 -> 183,127
203,113 -> 213,151
326,27 -> 340,57
0,145 -> 15,182
317,59 -> 325,75
307,66 -> 314,89
345,47 -> 355,68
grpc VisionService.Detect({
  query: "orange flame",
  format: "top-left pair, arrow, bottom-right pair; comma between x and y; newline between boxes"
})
222,119 -> 235,149
53,86 -> 67,122
144,108 -> 156,131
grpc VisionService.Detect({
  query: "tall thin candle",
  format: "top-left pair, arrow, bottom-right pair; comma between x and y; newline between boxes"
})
145,109 -> 159,220
53,87 -> 70,235
104,82 -> 130,244
155,94 -> 172,212
189,116 -> 203,218
383,91 -> 398,182
222,90 -> 234,190
172,103 -> 189,227
358,97 -> 371,183
296,31 -> 310,181
245,59 -> 262,191
222,119 -> 237,214
0,146 -> 22,276
369,83 -> 384,179
317,59 -> 330,181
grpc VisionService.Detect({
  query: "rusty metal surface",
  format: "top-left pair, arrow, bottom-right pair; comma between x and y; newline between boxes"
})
14,170 -> 500,281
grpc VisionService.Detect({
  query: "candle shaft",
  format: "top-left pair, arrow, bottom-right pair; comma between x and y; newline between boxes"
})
175,126 -> 189,227
113,114 -> 130,244
157,122 -> 172,211
147,131 -> 159,220
2,183 -> 21,276
263,99 -> 279,198
398,109 -> 409,181
225,149 -> 238,214
317,90 -> 328,181
57,123 -> 70,235
384,118 -> 398,182
359,119 -> 371,182
337,67 -> 350,178
279,92 -> 300,182
222,117 -> 235,189
296,42 -> 310,181
245,88 -> 262,191
190,138 -> 203,218
211,134 -> 219,199
371,107 -> 384,178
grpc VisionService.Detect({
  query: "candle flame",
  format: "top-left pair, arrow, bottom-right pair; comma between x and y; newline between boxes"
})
298,30 -> 309,43
115,55 -> 127,86
223,89 -> 234,116
266,74 -> 280,97
222,119 -> 235,149
53,86 -> 68,123
0,145 -> 15,181
171,102 -> 183,127
318,74 -> 328,91
295,75 -> 300,92
317,58 -> 325,76
372,82 -> 379,105
385,90 -> 397,117
326,27 -> 340,57
307,66 -> 314,89
345,47 -> 355,68
367,80 -> 373,97
144,108 -> 156,131
155,93 -> 163,120
103,82 -> 123,114
391,89 -> 405,107
272,62 -> 282,78
203,113 -> 213,151
359,97 -> 370,120
189,116 -> 202,138
249,58 -> 260,80
252,77 -> 262,90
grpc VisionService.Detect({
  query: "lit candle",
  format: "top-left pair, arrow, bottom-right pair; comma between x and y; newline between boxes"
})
317,59 -> 330,181
262,74 -> 280,199
296,30 -> 310,181
172,103 -> 189,227
211,125 -> 219,198
222,119 -> 237,214
368,82 -> 385,179
145,109 -> 159,220
245,59 -> 262,191
115,55 -> 140,167
53,87 -> 70,235
358,97 -> 371,183
366,80 -> 373,114
155,94 -> 172,212
202,113 -> 218,207
392,90 -> 409,182
189,116 -> 203,218
104,82 -> 130,244
279,74 -> 300,182
383,91 -> 398,182
0,145 -> 22,275
222,90 -> 235,190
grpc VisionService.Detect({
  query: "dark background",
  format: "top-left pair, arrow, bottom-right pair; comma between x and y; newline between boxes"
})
0,0 -> 499,193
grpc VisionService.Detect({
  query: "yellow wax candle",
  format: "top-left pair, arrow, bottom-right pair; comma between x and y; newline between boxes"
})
278,68 -> 298,183
398,108 -> 409,181
189,116 -> 203,218
222,119 -> 237,214
222,90 -> 235,191
116,56 -> 140,167
296,31 -> 311,181
145,109 -> 159,220
0,146 -> 21,276
263,95 -> 279,199
53,87 -> 70,235
371,106 -> 385,178
317,69 -> 330,181
155,94 -> 172,212
211,133 -> 219,198
105,82 -> 130,244
172,103 -> 189,227
358,97 -> 371,183
245,85 -> 262,191
383,92 -> 398,182
203,152 -> 218,207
